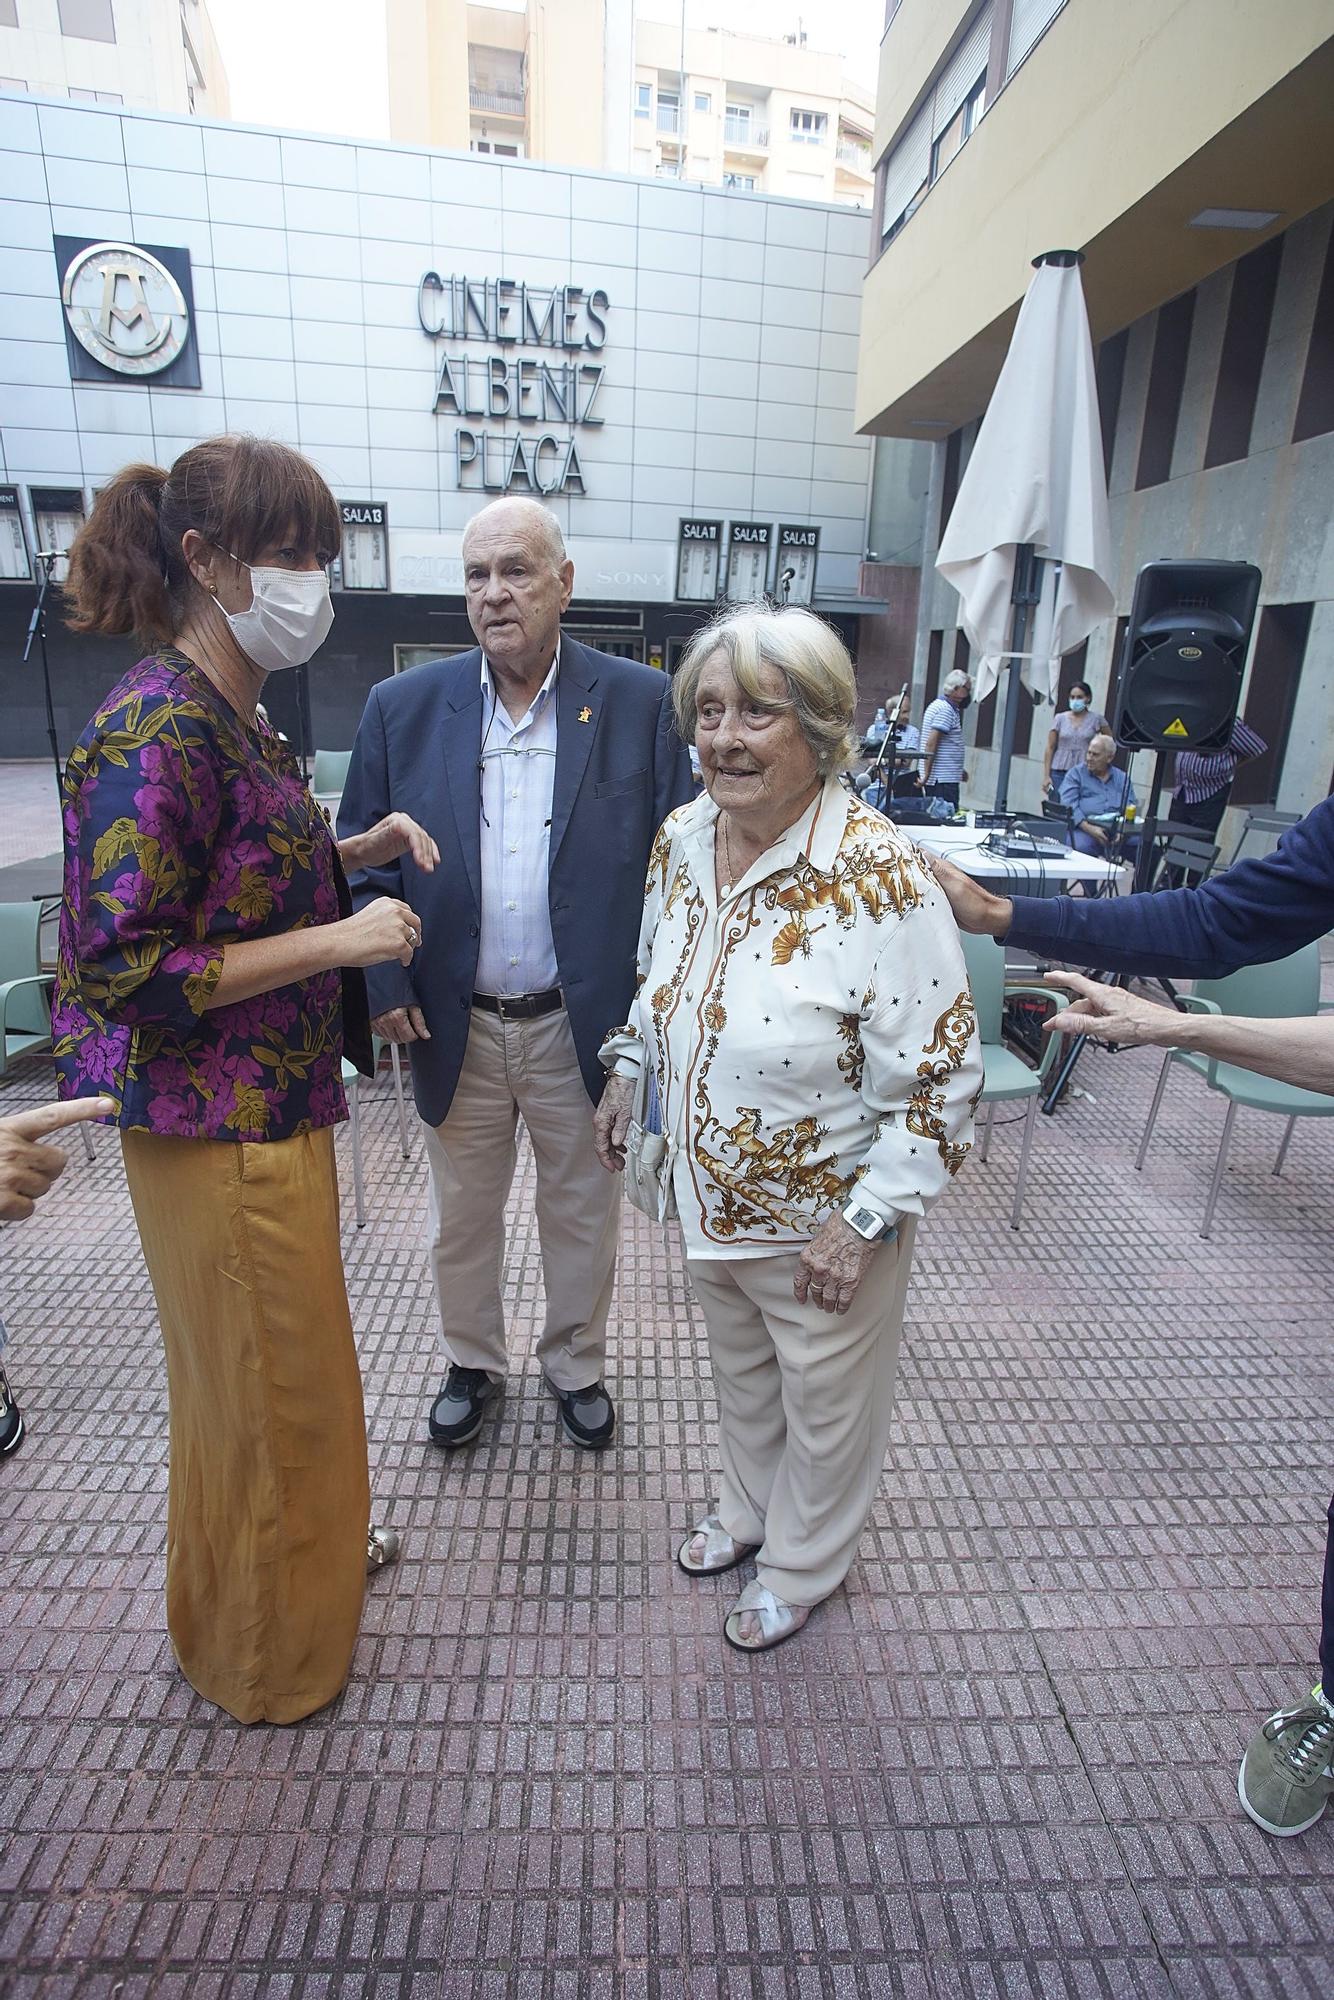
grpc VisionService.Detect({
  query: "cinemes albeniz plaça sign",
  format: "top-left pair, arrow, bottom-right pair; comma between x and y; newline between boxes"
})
418,272 -> 609,497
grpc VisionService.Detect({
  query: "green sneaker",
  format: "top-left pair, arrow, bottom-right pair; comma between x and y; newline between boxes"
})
1237,1687 -> 1334,1837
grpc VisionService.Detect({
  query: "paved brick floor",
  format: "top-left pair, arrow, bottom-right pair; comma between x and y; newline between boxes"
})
1,763 -> 1331,1997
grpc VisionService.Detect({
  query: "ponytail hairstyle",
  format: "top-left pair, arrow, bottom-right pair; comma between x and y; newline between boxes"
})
63,434 -> 342,643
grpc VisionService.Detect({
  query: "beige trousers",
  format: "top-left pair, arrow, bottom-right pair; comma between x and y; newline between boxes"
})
424,1005 -> 621,1393
687,1219 -> 917,1606
122,1126 -> 370,1726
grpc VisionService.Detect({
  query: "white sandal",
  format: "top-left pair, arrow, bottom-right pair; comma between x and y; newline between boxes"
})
676,1513 -> 759,1577
722,1579 -> 811,1653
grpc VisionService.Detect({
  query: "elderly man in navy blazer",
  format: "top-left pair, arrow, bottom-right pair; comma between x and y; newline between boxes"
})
339,498 -> 693,1451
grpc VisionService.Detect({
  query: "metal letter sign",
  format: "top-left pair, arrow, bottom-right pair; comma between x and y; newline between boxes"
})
61,242 -> 190,377
777,524 -> 820,606
676,519 -> 722,603
335,501 -> 390,592
725,521 -> 772,602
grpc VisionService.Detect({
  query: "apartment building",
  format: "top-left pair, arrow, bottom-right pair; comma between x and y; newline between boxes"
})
856,0 -> 1334,828
386,0 -> 874,206
0,0 -> 228,116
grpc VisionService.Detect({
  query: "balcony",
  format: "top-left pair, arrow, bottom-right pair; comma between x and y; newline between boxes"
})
657,104 -> 681,134
723,117 -> 768,151
469,86 -> 525,116
836,140 -> 872,173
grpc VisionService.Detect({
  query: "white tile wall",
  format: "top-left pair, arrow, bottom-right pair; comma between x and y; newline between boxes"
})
1,100 -> 873,608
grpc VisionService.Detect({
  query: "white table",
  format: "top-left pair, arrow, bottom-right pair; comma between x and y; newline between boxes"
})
915,824 -> 1122,890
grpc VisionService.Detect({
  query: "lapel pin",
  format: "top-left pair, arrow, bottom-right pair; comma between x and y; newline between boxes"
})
578,706 -> 592,723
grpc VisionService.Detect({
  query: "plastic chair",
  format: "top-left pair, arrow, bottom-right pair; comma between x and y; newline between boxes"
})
1151,832 -> 1219,891
1134,942 -> 1334,1237
339,1037 -> 413,1229
1226,807 -> 1300,872
312,748 -> 352,796
0,902 -> 95,1163
960,931 -> 1066,1229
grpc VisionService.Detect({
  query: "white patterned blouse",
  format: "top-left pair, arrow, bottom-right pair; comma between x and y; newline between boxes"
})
601,777 -> 982,1260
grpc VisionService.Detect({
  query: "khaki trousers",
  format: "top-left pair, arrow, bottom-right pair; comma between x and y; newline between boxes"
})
122,1126 -> 370,1726
687,1220 -> 916,1606
424,1006 -> 620,1392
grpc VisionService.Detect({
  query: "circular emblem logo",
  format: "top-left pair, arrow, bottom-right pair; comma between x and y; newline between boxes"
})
61,241 -> 189,377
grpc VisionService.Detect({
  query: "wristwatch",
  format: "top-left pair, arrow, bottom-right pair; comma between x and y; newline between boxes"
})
841,1198 -> 898,1243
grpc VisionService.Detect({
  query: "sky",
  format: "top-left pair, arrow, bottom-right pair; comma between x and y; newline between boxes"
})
206,0 -> 884,144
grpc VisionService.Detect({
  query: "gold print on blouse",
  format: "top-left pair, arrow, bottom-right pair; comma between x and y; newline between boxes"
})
835,1011 -> 865,1092
696,1105 -> 859,1240
767,830 -> 925,929
771,912 -> 824,965
907,990 -> 978,1176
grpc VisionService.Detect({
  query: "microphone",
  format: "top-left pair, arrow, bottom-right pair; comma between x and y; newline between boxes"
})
37,548 -> 69,562
781,566 -> 796,583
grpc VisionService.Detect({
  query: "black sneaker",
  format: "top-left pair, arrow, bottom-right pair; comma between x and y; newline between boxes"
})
428,1366 -> 501,1448
0,1363 -> 24,1457
550,1379 -> 615,1451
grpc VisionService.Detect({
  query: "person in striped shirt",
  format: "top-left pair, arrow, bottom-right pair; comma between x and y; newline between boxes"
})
1172,717 -> 1268,839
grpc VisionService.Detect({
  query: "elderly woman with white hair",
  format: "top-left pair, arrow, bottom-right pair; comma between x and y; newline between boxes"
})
594,607 -> 981,1652
921,667 -> 973,810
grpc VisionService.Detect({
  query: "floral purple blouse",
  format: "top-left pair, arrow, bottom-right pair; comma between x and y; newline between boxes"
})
54,650 -> 354,1143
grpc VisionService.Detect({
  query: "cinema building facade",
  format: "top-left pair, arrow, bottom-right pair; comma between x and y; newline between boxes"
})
0,90 -> 884,758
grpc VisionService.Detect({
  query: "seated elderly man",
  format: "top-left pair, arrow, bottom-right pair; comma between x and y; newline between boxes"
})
1059,732 -> 1139,860
594,605 -> 980,1653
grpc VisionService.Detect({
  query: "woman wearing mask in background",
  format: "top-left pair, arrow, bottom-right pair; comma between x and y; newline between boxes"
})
53,435 -> 436,1725
1041,680 -> 1109,805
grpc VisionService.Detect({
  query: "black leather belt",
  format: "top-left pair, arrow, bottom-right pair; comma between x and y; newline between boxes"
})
472,988 -> 564,1021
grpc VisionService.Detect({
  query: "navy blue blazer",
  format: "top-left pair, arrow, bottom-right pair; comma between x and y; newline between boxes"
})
338,637 -> 694,1125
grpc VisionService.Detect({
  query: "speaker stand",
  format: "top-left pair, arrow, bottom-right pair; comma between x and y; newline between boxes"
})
1040,750 -> 1182,1114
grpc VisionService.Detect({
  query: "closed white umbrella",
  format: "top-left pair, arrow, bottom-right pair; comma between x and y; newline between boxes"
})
935,249 -> 1115,811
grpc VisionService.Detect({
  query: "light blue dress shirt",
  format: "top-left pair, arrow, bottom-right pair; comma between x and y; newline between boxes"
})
475,644 -> 561,997
1059,762 -> 1137,824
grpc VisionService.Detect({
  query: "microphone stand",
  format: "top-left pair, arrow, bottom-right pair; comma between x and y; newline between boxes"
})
23,550 -> 65,811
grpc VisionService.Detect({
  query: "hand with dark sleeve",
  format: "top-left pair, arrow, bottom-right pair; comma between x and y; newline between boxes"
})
935,795 -> 1334,982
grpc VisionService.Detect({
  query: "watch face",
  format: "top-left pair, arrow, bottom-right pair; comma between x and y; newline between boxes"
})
847,1205 -> 879,1235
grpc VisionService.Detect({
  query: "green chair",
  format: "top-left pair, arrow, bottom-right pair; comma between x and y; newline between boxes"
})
312,748 -> 352,796
340,1037 -> 413,1229
0,901 -> 95,1162
1134,941 -> 1334,1237
960,930 -> 1066,1229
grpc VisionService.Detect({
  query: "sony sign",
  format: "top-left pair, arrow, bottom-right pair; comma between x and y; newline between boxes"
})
418,272 -> 610,497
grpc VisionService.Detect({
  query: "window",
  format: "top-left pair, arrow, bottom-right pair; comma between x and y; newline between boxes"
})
1135,289 -> 1196,490
57,0 -> 115,41
471,138 -> 521,156
723,172 -> 755,192
1232,603 -> 1312,807
1293,220 -> 1334,444
634,82 -> 650,117
30,487 -> 85,583
694,91 -> 710,113
1205,234 -> 1284,469
938,427 -> 963,540
655,159 -> 683,179
930,74 -> 985,178
1095,328 -> 1129,486
657,89 -> 679,135
724,103 -> 751,142
1007,0 -> 1067,78
790,108 -> 827,144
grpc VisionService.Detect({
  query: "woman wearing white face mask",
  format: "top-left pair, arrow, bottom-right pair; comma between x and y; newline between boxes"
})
53,435 -> 438,1724
1041,680 -> 1110,805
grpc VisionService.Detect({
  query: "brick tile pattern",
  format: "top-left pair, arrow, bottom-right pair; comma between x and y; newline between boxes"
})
0,764 -> 1331,1994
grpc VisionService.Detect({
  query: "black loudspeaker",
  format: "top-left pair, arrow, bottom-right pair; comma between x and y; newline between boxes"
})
1112,558 -> 1262,752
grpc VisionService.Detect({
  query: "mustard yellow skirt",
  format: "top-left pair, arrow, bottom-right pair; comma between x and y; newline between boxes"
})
122,1125 -> 370,1725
